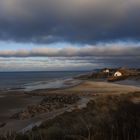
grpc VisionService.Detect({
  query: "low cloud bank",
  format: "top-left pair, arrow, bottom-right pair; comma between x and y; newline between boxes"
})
0,44 -> 140,57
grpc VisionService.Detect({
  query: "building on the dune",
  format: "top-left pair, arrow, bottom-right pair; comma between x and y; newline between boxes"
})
114,71 -> 122,77
114,70 -> 126,77
102,68 -> 110,73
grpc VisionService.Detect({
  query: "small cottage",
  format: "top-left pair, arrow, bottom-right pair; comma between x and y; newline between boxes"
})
102,68 -> 110,73
114,71 -> 122,77
114,70 -> 126,77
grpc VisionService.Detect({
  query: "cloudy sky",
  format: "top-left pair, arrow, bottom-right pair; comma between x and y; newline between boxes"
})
0,0 -> 140,71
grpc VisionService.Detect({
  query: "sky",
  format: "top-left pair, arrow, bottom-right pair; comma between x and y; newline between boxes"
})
0,0 -> 140,71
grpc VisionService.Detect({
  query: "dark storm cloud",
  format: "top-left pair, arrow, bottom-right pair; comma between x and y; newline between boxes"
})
0,0 -> 140,44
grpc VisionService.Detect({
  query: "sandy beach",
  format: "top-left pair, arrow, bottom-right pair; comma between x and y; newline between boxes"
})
0,80 -> 140,134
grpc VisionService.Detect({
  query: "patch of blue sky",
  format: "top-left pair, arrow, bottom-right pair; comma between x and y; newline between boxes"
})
0,41 -> 84,51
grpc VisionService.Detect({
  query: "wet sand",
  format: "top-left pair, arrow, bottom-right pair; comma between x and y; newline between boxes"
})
0,92 -> 43,122
0,80 -> 140,134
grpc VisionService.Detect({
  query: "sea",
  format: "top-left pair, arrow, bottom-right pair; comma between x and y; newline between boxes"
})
0,71 -> 87,91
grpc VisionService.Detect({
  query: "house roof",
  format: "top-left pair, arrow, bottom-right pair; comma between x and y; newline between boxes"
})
115,69 -> 127,75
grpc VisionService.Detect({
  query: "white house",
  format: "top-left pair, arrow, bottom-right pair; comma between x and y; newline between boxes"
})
103,69 -> 110,73
114,71 -> 122,77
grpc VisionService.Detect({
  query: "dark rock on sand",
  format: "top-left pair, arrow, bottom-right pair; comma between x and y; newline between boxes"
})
0,122 -> 6,128
11,94 -> 80,120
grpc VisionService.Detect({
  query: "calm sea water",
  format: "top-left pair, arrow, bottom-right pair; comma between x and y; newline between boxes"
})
0,71 -> 87,89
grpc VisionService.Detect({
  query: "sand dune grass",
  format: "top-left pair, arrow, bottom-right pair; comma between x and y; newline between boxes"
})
1,92 -> 140,140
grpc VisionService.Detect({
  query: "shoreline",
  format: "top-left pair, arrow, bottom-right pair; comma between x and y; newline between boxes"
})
0,78 -> 82,93
0,71 -> 86,92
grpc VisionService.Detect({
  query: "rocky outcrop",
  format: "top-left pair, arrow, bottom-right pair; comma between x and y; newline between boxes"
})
41,94 -> 79,104
11,94 -> 80,120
